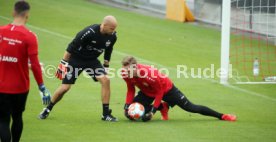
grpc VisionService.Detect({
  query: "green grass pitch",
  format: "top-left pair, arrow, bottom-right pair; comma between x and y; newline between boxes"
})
0,0 -> 276,141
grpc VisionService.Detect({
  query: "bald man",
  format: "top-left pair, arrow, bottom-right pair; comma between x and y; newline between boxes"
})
39,15 -> 118,122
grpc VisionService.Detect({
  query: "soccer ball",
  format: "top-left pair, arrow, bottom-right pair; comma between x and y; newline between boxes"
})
128,102 -> 145,120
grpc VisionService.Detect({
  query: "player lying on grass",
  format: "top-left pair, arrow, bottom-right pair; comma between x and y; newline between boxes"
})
39,15 -> 118,122
121,56 -> 237,122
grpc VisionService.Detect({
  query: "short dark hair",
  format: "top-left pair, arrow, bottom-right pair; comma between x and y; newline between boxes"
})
14,1 -> 30,16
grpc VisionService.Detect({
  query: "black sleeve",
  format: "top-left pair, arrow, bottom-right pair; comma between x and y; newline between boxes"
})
66,42 -> 74,53
79,29 -> 94,45
66,28 -> 94,53
104,37 -> 117,61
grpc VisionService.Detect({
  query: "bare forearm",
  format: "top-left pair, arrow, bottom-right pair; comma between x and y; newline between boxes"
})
63,51 -> 71,61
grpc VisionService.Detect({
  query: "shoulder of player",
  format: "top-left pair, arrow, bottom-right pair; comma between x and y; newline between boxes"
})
112,31 -> 117,38
15,26 -> 38,41
0,27 -> 3,33
0,25 -> 37,43
0,24 -> 11,30
138,64 -> 160,82
112,32 -> 117,41
0,25 -> 12,33
79,24 -> 98,40
138,64 -> 157,72
0,25 -> 5,30
25,29 -> 38,40
87,24 -> 100,34
16,26 -> 36,37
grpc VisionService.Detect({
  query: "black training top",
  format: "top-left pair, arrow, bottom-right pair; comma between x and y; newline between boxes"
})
66,24 -> 117,61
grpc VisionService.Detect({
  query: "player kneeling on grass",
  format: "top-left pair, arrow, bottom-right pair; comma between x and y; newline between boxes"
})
38,15 -> 118,122
121,56 -> 236,122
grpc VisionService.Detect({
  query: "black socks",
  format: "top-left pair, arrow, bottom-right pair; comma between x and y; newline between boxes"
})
47,102 -> 55,111
103,104 -> 109,116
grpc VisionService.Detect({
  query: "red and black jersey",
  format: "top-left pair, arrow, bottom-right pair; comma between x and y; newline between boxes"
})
122,64 -> 173,108
0,24 -> 43,94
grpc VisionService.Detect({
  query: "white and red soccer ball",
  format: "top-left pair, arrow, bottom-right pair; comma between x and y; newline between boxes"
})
128,102 -> 145,120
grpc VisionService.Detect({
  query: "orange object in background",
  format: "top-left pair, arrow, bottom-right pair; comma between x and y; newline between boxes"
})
184,1 -> 195,22
166,0 -> 185,22
166,0 -> 195,22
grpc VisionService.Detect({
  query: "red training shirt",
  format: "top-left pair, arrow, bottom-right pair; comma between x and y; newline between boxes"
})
0,24 -> 43,94
122,64 -> 173,108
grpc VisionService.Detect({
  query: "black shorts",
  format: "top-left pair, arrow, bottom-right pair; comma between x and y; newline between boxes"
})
62,56 -> 107,84
0,92 -> 29,117
163,85 -> 189,107
133,85 -> 188,108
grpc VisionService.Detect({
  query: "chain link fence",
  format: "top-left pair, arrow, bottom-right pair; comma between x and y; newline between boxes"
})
111,0 -> 166,14
110,0 -> 275,39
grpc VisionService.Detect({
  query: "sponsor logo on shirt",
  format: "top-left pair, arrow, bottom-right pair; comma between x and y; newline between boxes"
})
146,76 -> 155,82
106,40 -> 111,47
86,45 -> 93,51
3,37 -> 22,45
0,55 -> 18,63
92,48 -> 104,53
